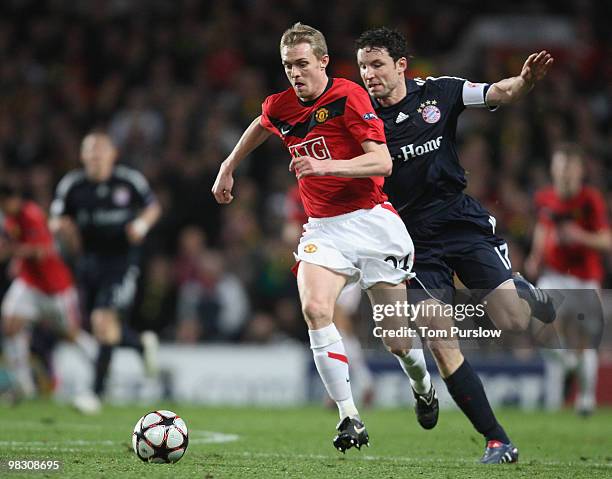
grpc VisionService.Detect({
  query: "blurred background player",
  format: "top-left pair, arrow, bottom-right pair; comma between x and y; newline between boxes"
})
283,185 -> 375,406
526,143 -> 611,416
50,132 -> 161,414
0,184 -> 96,401
213,23 -> 432,452
355,27 -> 555,464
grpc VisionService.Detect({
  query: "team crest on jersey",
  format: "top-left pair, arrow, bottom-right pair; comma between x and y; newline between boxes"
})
304,243 -> 318,253
314,108 -> 329,123
113,186 -> 131,206
417,100 -> 441,124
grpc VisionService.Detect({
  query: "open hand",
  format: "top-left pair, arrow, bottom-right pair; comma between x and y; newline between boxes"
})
521,50 -> 554,86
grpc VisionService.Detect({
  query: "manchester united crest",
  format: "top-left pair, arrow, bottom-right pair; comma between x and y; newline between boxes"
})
314,108 -> 329,123
304,243 -> 318,253
417,100 -> 441,124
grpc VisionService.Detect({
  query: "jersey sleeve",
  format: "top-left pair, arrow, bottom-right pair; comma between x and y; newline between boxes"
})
22,203 -> 51,247
534,190 -> 554,226
461,81 -> 496,109
343,86 -> 386,144
589,189 -> 609,231
50,171 -> 79,218
260,95 -> 278,135
118,166 -> 157,206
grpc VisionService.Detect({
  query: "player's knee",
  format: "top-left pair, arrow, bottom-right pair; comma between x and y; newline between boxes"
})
92,310 -> 120,343
301,298 -> 334,329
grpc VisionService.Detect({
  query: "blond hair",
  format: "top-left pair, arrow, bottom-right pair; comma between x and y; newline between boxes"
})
280,23 -> 328,59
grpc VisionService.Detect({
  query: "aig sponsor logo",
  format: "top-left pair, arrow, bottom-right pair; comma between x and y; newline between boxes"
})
289,136 -> 332,160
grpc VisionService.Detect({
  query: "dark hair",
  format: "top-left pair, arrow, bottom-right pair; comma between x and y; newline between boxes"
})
552,142 -> 585,163
0,182 -> 19,199
355,27 -> 409,62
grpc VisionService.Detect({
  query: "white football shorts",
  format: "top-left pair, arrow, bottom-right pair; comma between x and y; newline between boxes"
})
294,203 -> 414,289
1,278 -> 80,331
537,269 -> 600,290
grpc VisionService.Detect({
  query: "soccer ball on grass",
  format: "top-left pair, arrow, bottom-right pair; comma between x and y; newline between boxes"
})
132,410 -> 188,463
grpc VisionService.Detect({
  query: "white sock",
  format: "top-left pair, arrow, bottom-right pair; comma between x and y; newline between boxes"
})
576,349 -> 598,412
309,323 -> 358,419
542,353 -> 566,411
343,335 -> 374,391
395,346 -> 431,395
2,331 -> 35,397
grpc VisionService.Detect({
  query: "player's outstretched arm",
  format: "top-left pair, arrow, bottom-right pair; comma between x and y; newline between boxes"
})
212,115 -> 272,204
486,50 -> 554,107
524,222 -> 546,280
289,141 -> 392,179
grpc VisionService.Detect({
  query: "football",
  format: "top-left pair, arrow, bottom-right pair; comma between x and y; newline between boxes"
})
132,410 -> 189,463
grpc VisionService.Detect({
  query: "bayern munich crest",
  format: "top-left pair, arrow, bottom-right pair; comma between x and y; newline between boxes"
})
418,100 -> 441,124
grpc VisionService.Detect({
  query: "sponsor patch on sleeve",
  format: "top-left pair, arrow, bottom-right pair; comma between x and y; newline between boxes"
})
362,112 -> 378,120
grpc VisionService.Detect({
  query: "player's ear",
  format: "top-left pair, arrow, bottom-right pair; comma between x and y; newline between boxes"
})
397,57 -> 408,74
320,54 -> 329,70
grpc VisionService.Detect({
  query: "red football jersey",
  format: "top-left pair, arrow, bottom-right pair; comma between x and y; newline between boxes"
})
285,185 -> 308,225
4,201 -> 73,293
534,186 -> 609,282
260,78 -> 388,218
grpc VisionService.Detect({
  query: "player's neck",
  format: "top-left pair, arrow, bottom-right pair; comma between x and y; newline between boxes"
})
377,79 -> 407,108
300,75 -> 329,102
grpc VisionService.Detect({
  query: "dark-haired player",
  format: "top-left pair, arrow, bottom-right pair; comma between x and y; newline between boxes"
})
355,27 -> 554,464
50,132 -> 161,413
213,23 -> 434,453
526,143 -> 610,416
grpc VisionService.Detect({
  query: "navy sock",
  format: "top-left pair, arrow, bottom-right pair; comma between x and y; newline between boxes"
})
120,326 -> 144,355
93,345 -> 113,396
443,359 -> 510,444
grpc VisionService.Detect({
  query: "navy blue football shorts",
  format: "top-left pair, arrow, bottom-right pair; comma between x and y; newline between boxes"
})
77,252 -> 141,316
403,195 -> 513,304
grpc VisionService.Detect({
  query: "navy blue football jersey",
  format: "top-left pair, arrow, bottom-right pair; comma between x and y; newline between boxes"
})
374,77 -> 492,224
51,165 -> 156,256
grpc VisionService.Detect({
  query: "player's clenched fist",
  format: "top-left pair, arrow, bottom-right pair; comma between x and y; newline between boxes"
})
212,169 -> 234,204
289,156 -> 332,179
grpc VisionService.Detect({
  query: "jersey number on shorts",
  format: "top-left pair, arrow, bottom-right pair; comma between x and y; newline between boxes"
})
384,254 -> 411,271
494,243 -> 512,270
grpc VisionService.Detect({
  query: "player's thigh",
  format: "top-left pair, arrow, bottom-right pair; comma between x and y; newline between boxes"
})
103,264 -> 141,313
296,261 -> 347,329
91,307 -> 121,343
1,279 -> 40,335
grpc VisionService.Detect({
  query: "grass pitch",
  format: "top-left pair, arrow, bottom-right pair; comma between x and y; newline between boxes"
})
0,401 -> 611,478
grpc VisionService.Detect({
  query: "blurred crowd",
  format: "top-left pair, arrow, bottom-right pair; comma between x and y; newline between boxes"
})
0,0 -> 610,344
